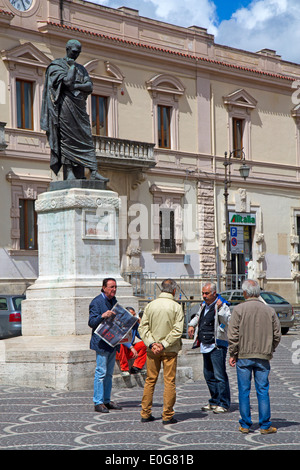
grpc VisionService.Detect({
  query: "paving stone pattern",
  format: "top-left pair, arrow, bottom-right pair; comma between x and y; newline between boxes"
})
0,331 -> 299,451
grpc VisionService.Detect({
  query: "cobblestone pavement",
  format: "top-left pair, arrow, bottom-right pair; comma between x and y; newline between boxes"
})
0,331 -> 299,453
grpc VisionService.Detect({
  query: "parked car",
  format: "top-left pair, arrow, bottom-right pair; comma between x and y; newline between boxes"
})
220,289 -> 295,335
219,289 -> 245,309
260,291 -> 295,335
0,294 -> 25,339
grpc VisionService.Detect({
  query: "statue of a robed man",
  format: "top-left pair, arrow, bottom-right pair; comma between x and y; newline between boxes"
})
41,39 -> 108,182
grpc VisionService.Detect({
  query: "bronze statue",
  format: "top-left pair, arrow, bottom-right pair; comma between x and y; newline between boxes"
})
41,39 -> 108,183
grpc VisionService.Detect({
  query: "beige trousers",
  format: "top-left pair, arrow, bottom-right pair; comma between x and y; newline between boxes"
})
141,350 -> 178,421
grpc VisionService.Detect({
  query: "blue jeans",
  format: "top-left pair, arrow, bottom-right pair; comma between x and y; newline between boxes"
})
202,346 -> 230,409
236,358 -> 271,430
93,349 -> 116,405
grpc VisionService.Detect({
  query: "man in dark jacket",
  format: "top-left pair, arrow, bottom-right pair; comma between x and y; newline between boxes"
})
88,278 -> 122,413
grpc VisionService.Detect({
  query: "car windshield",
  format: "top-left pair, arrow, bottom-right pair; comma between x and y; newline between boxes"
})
220,291 -> 231,300
12,297 -> 24,310
231,292 -> 244,301
260,292 -> 289,305
220,291 -> 244,302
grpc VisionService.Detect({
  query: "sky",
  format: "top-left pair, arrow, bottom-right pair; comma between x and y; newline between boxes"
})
83,0 -> 300,64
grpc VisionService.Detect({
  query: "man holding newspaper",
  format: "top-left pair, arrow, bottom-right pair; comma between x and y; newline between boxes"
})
89,278 -> 137,413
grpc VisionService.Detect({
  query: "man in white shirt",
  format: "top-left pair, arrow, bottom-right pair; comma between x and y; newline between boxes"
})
188,282 -> 231,413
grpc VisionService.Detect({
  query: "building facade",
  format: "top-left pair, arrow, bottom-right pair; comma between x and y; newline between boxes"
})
1,0 -> 300,303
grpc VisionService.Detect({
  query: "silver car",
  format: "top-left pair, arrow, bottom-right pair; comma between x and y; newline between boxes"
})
0,295 -> 25,339
220,290 -> 295,335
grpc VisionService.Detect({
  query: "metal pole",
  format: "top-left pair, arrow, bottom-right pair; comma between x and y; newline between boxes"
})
223,148 -> 250,289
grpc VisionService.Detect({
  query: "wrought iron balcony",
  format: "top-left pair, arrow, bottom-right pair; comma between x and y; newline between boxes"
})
93,135 -> 156,170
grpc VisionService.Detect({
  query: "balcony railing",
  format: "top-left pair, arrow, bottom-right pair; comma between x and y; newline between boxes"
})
93,135 -> 156,170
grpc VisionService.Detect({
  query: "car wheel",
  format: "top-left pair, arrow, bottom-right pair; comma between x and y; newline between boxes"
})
281,327 -> 289,335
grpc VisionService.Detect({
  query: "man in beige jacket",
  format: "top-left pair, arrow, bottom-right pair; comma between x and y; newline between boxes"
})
228,279 -> 281,434
138,279 -> 184,424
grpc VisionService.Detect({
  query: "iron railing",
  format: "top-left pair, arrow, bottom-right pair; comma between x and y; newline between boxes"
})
122,271 -> 247,301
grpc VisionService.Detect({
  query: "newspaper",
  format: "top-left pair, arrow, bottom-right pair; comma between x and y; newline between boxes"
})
94,302 -> 138,347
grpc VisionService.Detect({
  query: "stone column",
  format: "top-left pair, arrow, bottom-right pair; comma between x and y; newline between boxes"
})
197,180 -> 216,274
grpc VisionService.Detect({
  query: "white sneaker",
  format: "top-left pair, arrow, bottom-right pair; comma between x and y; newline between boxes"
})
213,406 -> 228,414
121,371 -> 130,377
201,404 -> 217,411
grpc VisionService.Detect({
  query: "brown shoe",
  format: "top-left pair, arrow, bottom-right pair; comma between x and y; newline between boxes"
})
94,404 -> 109,413
239,426 -> 249,434
260,426 -> 277,434
104,401 -> 122,410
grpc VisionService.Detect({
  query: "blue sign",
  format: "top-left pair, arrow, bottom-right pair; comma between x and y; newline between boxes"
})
230,226 -> 244,254
230,227 -> 238,237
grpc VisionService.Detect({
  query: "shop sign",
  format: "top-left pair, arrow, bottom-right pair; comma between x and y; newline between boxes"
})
229,212 -> 256,226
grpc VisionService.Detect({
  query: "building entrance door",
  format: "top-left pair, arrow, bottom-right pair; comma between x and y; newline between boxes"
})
230,225 -> 253,287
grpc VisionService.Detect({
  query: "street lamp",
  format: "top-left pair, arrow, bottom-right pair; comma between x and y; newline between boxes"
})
223,149 -> 250,288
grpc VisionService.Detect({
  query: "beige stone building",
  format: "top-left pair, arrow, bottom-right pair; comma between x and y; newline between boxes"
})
1,0 -> 300,303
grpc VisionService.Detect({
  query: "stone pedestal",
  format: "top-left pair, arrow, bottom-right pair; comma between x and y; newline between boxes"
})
22,183 -> 137,336
0,182 -> 138,390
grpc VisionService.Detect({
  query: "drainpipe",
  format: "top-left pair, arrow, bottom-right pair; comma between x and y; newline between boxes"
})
210,87 -> 221,291
60,0 -> 64,26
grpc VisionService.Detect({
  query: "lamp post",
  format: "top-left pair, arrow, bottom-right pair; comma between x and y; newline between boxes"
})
223,149 -> 250,288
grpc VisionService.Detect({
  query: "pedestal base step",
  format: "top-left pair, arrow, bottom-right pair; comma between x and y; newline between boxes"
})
0,336 -> 197,391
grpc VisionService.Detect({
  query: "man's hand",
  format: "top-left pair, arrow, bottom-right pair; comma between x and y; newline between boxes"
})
151,342 -> 164,354
101,310 -> 115,319
229,357 -> 236,367
188,326 -> 194,338
66,58 -> 75,66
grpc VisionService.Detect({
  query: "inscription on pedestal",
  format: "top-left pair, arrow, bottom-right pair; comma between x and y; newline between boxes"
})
82,208 -> 115,240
